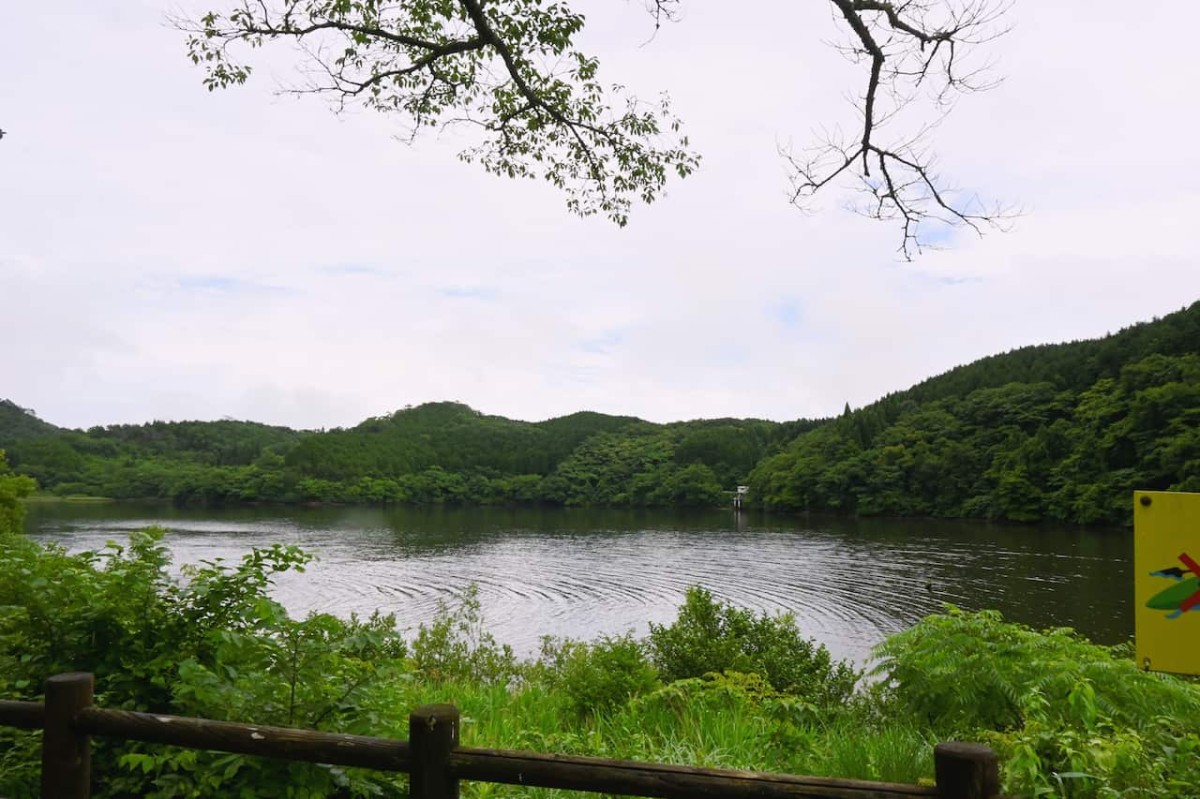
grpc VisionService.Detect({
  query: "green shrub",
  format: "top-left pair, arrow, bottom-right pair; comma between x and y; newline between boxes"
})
873,607 -> 1200,733
648,586 -> 858,707
412,585 -> 518,684
873,607 -> 1200,797
536,633 -> 659,716
0,530 -> 406,798
0,449 -> 37,535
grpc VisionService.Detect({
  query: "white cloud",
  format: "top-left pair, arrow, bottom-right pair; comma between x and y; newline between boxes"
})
1,0 -> 1198,430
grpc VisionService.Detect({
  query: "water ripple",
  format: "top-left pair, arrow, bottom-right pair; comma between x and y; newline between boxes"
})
26,507 -> 1133,665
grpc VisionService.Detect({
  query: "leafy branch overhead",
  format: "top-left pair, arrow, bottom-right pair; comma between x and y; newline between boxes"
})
180,0 -> 1011,250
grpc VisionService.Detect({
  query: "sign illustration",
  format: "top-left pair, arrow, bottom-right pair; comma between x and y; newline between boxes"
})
1145,552 -> 1200,619
1135,491 -> 1200,675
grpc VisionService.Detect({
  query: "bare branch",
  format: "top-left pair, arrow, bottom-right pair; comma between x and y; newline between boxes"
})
785,0 -> 1013,257
645,1 -> 683,33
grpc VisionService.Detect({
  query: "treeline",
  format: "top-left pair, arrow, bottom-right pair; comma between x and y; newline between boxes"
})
3,301 -> 1198,522
0,400 -> 810,508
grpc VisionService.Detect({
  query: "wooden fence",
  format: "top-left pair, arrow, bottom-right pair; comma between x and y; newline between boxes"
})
0,672 -> 1001,799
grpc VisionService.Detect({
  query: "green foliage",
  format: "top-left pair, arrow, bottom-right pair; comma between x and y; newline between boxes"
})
0,412 -> 307,505
535,634 -> 659,717
0,529 -> 317,709
6,532 -> 1200,797
412,585 -> 518,684
812,721 -> 934,786
1,401 -> 766,509
606,671 -> 806,769
131,609 -> 410,799
751,302 -> 1200,525
873,607 -> 1200,797
0,400 -> 61,442
648,587 -> 859,707
546,430 -> 672,506
0,529 -> 406,797
671,421 -> 794,488
0,450 -> 37,534
181,0 -> 699,227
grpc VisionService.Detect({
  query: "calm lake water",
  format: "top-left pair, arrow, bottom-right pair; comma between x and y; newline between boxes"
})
23,504 -> 1133,665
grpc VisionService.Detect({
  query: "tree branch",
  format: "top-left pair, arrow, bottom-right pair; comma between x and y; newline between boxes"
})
178,0 -> 1010,248
784,0 -> 1012,257
178,0 -> 698,227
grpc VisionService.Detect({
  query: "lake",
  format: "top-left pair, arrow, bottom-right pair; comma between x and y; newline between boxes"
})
23,503 -> 1132,665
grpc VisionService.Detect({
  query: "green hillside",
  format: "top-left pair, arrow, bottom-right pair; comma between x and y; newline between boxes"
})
901,300 -> 1200,402
283,402 -> 646,480
749,301 -> 1200,525
0,400 -> 62,442
0,399 -> 804,507
272,403 -> 804,506
0,412 -> 309,502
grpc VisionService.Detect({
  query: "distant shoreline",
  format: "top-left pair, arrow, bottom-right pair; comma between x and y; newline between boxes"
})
23,493 -> 115,504
20,493 -> 1133,531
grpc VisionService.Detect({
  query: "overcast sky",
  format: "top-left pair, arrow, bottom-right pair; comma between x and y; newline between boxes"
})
2,1 -> 1198,431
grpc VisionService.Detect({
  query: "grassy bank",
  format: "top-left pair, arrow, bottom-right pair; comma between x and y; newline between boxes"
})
2,529 -> 1199,798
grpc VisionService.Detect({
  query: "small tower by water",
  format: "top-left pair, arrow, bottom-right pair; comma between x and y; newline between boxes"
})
733,485 -> 749,510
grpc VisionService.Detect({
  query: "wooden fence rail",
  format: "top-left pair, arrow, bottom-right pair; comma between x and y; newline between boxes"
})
0,672 -> 1001,799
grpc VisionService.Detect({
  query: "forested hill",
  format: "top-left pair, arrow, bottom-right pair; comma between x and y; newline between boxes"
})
3,301 -> 1197,523
900,298 -> 1200,403
0,413 -> 309,501
0,400 -> 810,508
0,400 -> 63,441
284,403 -> 648,480
750,301 -> 1200,525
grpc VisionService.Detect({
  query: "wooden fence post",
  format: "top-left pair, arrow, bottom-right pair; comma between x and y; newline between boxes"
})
409,704 -> 459,799
934,742 -> 999,799
42,672 -> 94,799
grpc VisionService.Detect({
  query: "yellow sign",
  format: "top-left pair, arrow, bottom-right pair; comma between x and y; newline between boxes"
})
1135,490 -> 1200,675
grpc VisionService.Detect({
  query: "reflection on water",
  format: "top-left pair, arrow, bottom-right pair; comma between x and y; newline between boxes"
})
24,504 -> 1132,665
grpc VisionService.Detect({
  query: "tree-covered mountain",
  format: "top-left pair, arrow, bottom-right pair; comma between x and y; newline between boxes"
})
283,403 -> 645,480
749,302 -> 1200,525
0,412 -> 310,503
898,299 -> 1200,403
0,400 -> 804,508
3,301 -> 1197,523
